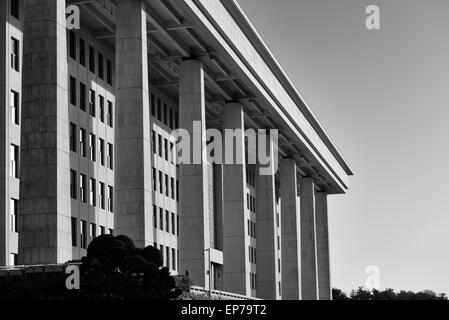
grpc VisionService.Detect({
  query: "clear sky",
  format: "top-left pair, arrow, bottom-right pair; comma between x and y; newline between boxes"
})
238,0 -> 449,294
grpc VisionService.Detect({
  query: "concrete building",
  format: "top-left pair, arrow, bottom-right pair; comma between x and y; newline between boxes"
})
0,0 -> 352,300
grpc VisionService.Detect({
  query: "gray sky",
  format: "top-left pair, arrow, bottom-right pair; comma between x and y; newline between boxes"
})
238,0 -> 449,294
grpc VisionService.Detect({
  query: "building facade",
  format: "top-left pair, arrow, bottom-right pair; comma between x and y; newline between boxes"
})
0,0 -> 352,300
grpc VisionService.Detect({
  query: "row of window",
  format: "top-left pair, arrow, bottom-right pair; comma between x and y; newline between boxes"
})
152,205 -> 179,236
70,170 -> 114,212
152,168 -> 179,201
249,246 -> 257,265
246,193 -> 256,212
69,77 -> 114,127
155,243 -> 179,271
246,168 -> 256,188
247,220 -> 256,239
151,94 -> 179,130
71,218 -> 113,249
151,131 -> 176,164
68,31 -> 113,86
70,123 -> 113,169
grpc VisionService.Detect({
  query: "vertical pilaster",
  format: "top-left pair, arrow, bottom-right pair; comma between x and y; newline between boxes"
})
115,0 -> 152,247
222,102 -> 250,296
19,0 -> 71,264
300,177 -> 319,300
316,192 -> 331,300
178,59 -> 210,288
256,133 -> 279,299
280,159 -> 301,299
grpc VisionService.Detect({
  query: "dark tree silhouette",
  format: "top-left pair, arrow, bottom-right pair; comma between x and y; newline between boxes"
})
333,287 -> 448,300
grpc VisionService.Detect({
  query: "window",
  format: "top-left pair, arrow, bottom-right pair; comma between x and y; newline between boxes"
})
175,112 -> 179,129
171,178 -> 175,200
99,182 -> 105,210
165,174 -> 169,197
109,228 -> 114,236
89,45 -> 95,73
158,135 -> 162,157
152,168 -> 157,191
107,101 -> 113,127
10,90 -> 19,125
69,31 -> 76,60
169,108 -> 173,129
159,171 -> 163,194
71,218 -> 77,247
164,139 -> 168,161
108,185 -> 113,212
10,37 -> 19,71
70,169 -> 77,199
10,144 -> 19,178
11,0 -> 20,19
70,123 -> 77,152
98,52 -> 104,79
80,220 -> 87,249
89,178 -> 96,206
159,208 -> 163,230
172,248 -> 176,270
163,104 -> 168,125
99,138 -> 105,166
151,94 -> 155,116
176,180 -> 179,202
80,82 -> 86,111
69,77 -> 77,106
277,236 -> 280,251
152,131 -> 156,154
89,89 -> 96,117
79,128 -> 86,157
99,95 -> 105,122
153,206 -> 157,228
278,259 -> 281,273
89,134 -> 96,162
170,142 -> 174,164
166,247 -> 170,269
90,223 -> 96,241
171,213 -> 175,235
107,143 -> 113,170
100,226 -> 106,235
79,38 -> 86,66
177,215 -> 179,236
80,174 -> 87,203
165,211 -> 170,232
157,99 -> 162,121
106,59 -> 112,85
10,198 -> 18,233
160,245 -> 164,265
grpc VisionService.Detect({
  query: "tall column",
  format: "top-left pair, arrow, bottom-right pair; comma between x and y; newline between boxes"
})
19,0 -> 72,264
256,133 -> 279,299
280,159 -> 301,299
300,177 -> 319,300
316,192 -> 331,300
115,0 -> 153,247
178,59 -> 210,288
222,102 -> 250,296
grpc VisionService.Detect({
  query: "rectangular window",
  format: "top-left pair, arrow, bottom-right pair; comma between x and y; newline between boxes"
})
169,108 -> 173,129
69,76 -> 77,106
277,236 -> 280,251
109,228 -> 114,236
107,101 -> 113,127
90,223 -> 96,242
171,213 -> 175,235
152,168 -> 157,191
71,217 -> 77,247
10,198 -> 18,233
10,90 -> 19,125
79,38 -> 86,67
89,45 -> 95,73
175,112 -> 179,129
172,248 -> 176,271
158,135 -> 162,158
79,128 -> 86,157
100,226 -> 106,235
177,215 -> 179,236
165,211 -> 170,232
80,220 -> 87,249
152,131 -> 156,154
80,174 -> 87,203
171,178 -> 175,200
108,186 -> 114,212
98,52 -> 104,79
89,89 -> 96,117
80,82 -> 86,111
11,37 -> 19,71
159,171 -> 163,194
99,96 -> 105,122
69,31 -> 76,60
89,134 -> 96,162
89,178 -> 96,206
164,139 -> 168,161
165,174 -> 169,197
106,59 -> 112,85
157,99 -> 162,121
163,104 -> 168,125
70,122 -> 77,152
70,169 -> 77,199
166,247 -> 170,269
151,94 -> 155,116
10,144 -> 19,178
99,138 -> 105,166
170,142 -> 174,164
11,0 -> 20,19
99,182 -> 105,210
153,206 -> 157,229
107,143 -> 113,170
159,208 -> 163,231
176,180 -> 179,202
160,245 -> 164,265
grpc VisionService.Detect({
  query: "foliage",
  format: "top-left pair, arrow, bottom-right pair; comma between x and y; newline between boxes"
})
332,287 -> 448,300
